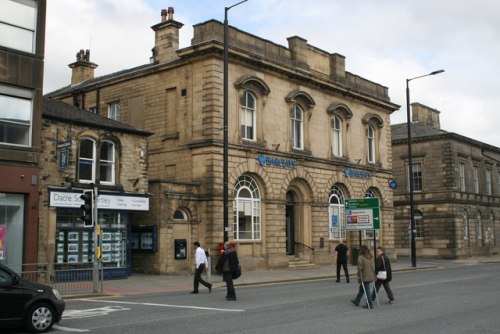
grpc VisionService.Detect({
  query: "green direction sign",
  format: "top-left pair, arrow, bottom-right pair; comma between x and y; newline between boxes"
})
345,198 -> 380,230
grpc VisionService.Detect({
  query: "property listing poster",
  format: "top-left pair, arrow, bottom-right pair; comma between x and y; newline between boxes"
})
0,224 -> 5,261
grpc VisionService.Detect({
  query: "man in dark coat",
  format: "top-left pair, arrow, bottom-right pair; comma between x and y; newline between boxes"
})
215,242 -> 239,301
372,246 -> 394,304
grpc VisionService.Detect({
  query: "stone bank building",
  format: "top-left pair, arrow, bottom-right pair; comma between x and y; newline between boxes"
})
47,8 -> 399,274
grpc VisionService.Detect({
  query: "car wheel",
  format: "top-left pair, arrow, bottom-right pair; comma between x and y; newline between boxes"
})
25,303 -> 55,333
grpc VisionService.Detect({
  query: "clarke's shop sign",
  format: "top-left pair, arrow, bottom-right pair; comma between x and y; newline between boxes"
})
257,154 -> 296,169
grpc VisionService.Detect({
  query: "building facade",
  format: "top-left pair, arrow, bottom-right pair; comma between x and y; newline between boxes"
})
47,8 -> 399,274
392,103 -> 500,258
0,0 -> 46,268
38,98 -> 151,277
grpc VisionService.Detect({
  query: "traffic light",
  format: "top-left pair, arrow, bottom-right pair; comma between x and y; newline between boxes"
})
80,190 -> 94,227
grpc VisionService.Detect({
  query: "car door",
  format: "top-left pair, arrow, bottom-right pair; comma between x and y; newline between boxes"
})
0,266 -> 33,324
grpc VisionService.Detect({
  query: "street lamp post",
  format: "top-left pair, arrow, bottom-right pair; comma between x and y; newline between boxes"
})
224,0 -> 248,242
406,69 -> 444,267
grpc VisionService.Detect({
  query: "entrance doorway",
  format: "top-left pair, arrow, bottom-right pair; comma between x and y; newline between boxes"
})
286,191 -> 295,255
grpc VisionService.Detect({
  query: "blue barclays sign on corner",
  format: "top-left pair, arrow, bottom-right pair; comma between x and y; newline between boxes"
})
258,154 -> 296,169
344,168 -> 370,179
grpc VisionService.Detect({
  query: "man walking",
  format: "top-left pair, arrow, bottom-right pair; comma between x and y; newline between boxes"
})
190,241 -> 212,294
335,239 -> 350,283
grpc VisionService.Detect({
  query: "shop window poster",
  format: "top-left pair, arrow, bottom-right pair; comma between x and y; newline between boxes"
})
0,224 -> 5,261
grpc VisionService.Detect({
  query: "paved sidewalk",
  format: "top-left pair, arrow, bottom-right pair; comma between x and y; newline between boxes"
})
84,255 -> 499,297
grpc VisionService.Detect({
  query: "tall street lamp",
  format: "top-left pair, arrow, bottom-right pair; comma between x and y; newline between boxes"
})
406,69 -> 444,267
224,0 -> 248,242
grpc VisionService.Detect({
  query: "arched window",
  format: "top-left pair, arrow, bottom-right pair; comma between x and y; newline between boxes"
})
328,185 -> 345,240
332,116 -> 342,157
463,209 -> 469,239
476,210 -> 482,240
291,104 -> 303,149
414,209 -> 424,238
173,209 -> 187,220
240,91 -> 256,140
100,140 -> 115,184
79,138 -> 95,183
367,125 -> 375,163
489,211 -> 495,242
233,175 -> 261,240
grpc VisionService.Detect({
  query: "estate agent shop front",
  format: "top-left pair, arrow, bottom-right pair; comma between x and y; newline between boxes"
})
49,189 -> 149,278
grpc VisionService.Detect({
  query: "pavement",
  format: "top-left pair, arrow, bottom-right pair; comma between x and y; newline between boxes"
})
81,254 -> 500,298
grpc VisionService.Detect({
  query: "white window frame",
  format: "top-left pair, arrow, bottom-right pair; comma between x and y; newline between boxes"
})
486,169 -> 492,196
473,166 -> 479,194
99,140 -> 115,185
367,125 -> 375,163
78,138 -> 96,183
332,116 -> 342,157
328,186 -> 345,240
414,209 -> 424,238
233,175 -> 261,241
408,162 -> 423,192
459,162 -> 466,192
291,104 -> 303,150
0,0 -> 37,53
240,91 -> 256,141
107,102 -> 121,122
476,211 -> 482,240
0,85 -> 33,147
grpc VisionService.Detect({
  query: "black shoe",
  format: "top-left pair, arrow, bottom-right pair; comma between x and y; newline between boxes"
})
227,297 -> 237,301
362,305 -> 373,309
351,299 -> 359,306
336,280 -> 340,283
347,280 -> 350,283
190,291 -> 199,294
208,284 -> 212,293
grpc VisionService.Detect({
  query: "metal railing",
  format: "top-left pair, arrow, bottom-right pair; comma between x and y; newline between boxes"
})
8,262 -> 103,296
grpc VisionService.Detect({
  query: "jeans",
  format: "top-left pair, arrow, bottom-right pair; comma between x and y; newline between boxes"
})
353,282 -> 373,307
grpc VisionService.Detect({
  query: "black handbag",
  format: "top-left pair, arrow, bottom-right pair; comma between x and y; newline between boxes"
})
232,265 -> 241,279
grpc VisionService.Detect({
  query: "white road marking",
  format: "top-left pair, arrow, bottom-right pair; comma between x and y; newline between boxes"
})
63,306 -> 130,319
84,299 -> 245,312
53,325 -> 90,332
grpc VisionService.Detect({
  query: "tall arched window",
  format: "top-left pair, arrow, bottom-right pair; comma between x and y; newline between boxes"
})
463,209 -> 469,239
476,210 -> 482,240
332,116 -> 342,157
233,175 -> 261,240
240,91 -> 256,140
328,185 -> 345,240
367,125 -> 375,163
79,138 -> 95,183
291,104 -> 303,149
100,140 -> 115,184
414,209 -> 424,238
489,211 -> 495,243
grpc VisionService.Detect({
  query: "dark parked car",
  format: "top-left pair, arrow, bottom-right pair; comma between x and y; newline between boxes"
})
0,263 -> 65,333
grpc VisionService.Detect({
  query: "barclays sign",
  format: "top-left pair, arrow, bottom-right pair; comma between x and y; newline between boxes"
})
258,154 -> 296,169
344,168 -> 370,179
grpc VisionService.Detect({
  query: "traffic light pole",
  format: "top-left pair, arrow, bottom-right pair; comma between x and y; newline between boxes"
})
92,186 -> 101,293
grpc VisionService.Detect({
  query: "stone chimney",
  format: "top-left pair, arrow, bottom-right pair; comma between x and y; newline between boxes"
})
329,53 -> 346,79
411,102 -> 441,129
68,49 -> 98,85
287,36 -> 309,70
150,7 -> 184,64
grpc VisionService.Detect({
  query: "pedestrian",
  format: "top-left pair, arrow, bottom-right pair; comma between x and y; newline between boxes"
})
372,246 -> 395,304
351,245 -> 376,309
190,241 -> 212,294
215,241 -> 239,301
334,239 -> 350,283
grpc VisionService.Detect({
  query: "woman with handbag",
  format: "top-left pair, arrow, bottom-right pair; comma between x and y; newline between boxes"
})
372,246 -> 395,304
215,241 -> 239,301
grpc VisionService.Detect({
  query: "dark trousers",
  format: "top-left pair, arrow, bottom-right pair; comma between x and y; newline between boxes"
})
372,279 -> 394,301
336,260 -> 349,282
222,272 -> 236,298
193,263 -> 211,292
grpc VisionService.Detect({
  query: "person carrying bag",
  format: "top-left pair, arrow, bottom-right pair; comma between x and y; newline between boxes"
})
372,246 -> 395,304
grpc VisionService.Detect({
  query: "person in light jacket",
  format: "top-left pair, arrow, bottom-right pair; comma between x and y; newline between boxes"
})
215,242 -> 239,301
372,246 -> 394,304
351,245 -> 376,309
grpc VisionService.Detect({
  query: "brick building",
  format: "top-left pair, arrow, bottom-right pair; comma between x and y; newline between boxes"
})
0,0 -> 46,268
39,98 -> 151,277
392,103 -> 500,258
47,8 -> 399,274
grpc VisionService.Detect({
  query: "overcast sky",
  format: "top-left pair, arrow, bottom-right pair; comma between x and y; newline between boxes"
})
44,0 -> 500,147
